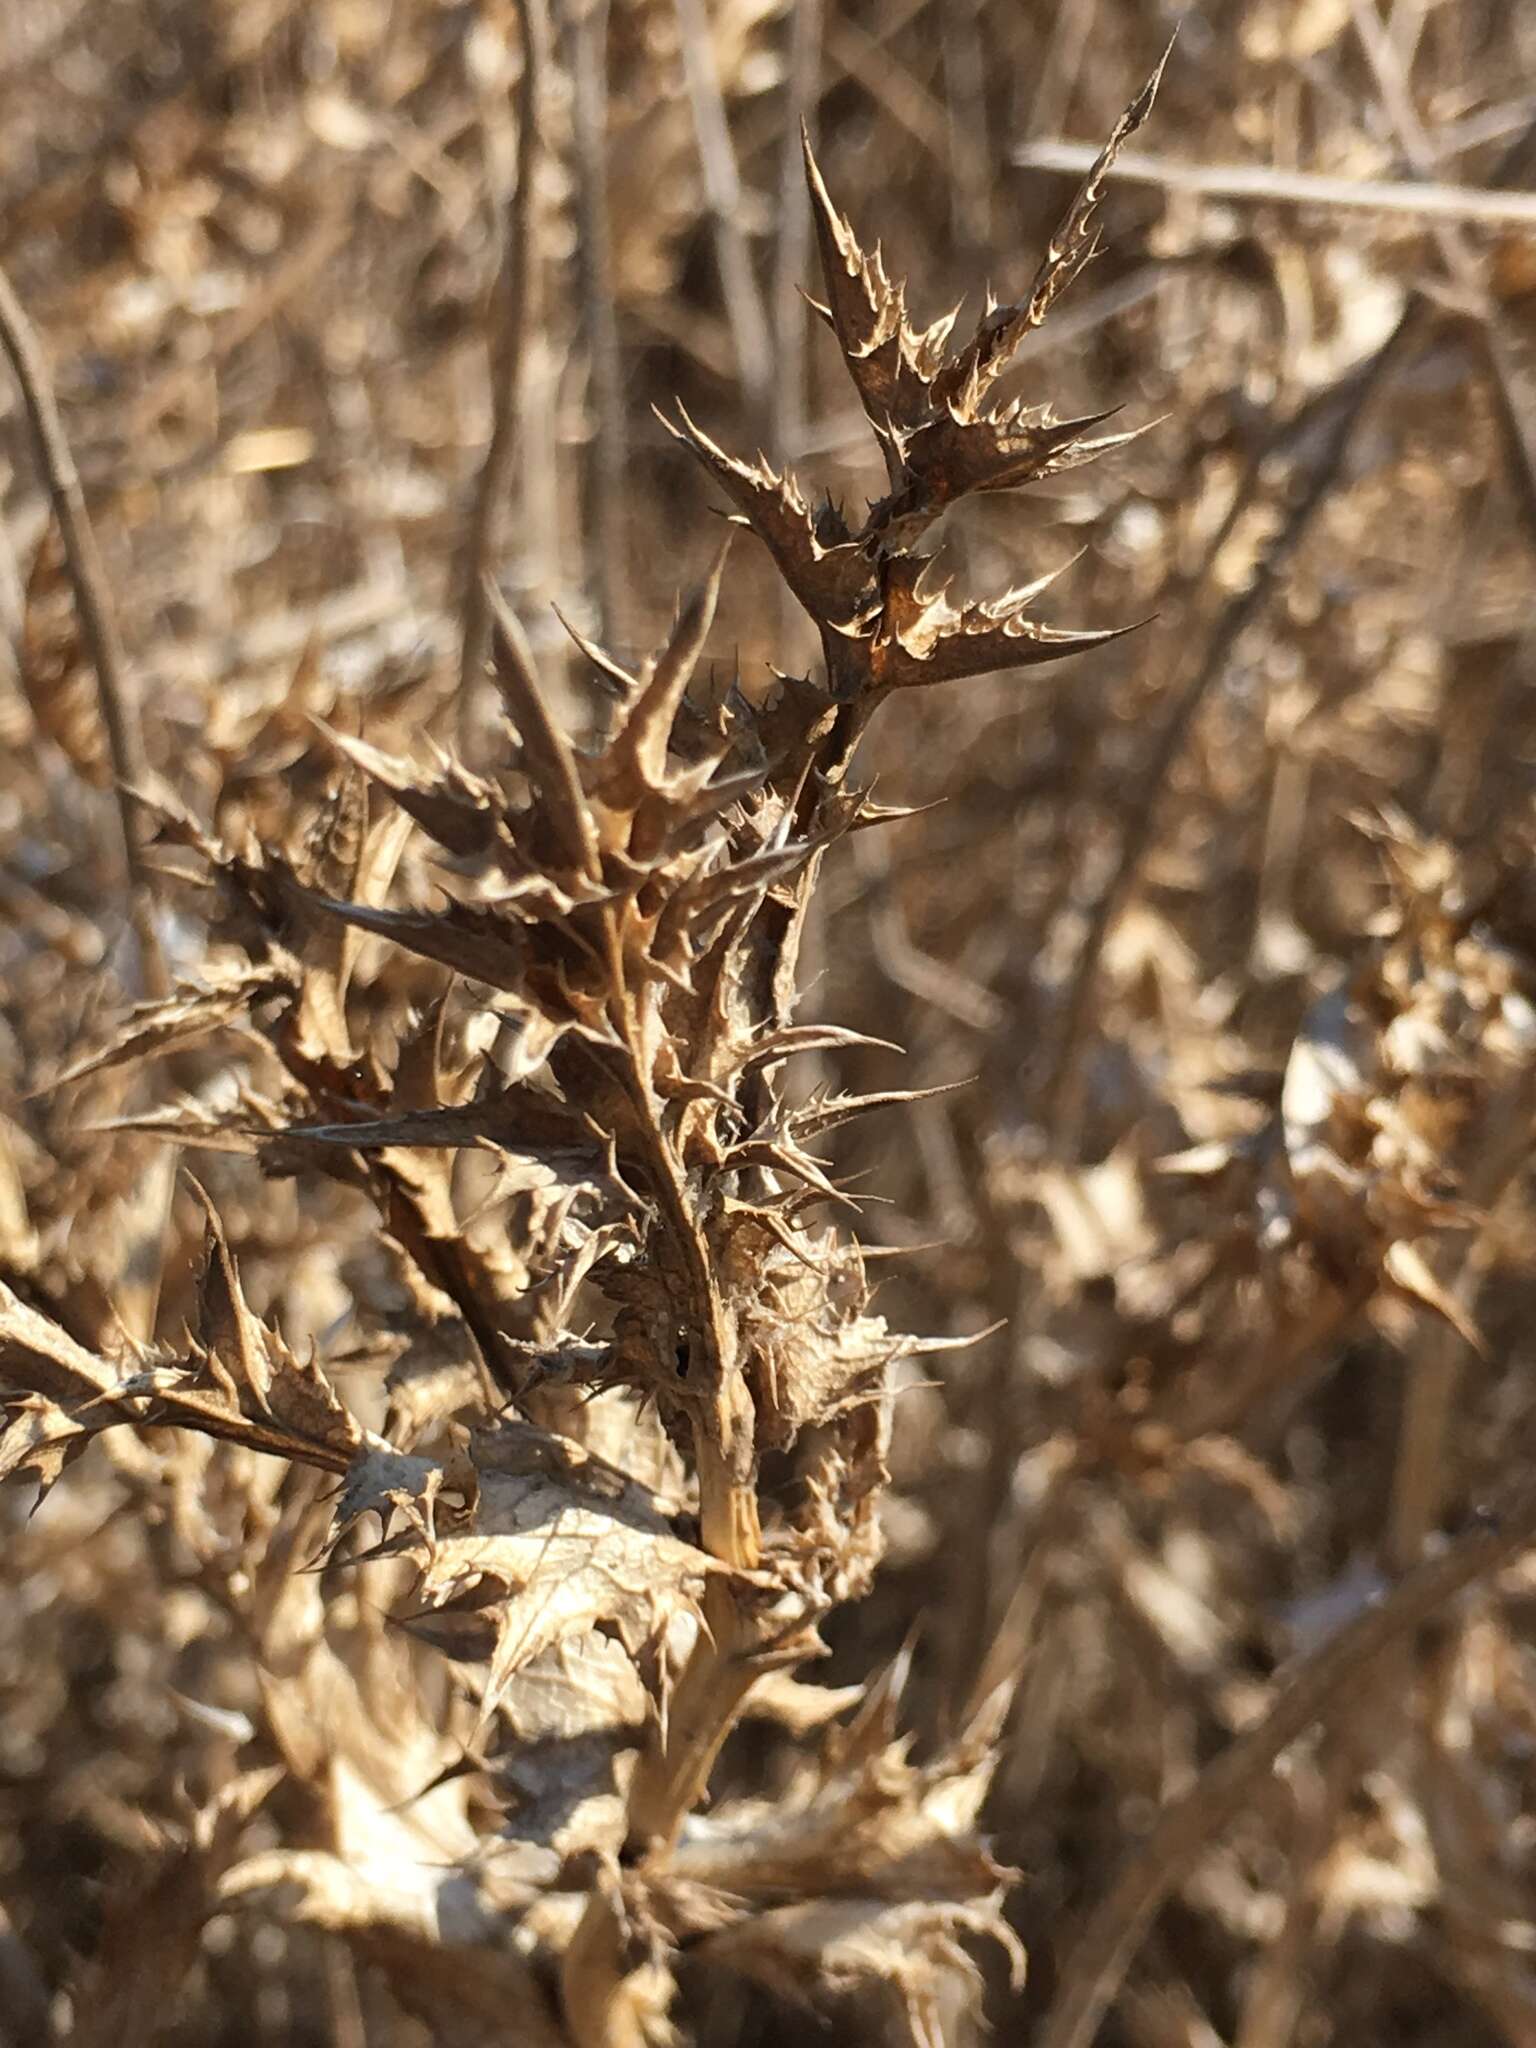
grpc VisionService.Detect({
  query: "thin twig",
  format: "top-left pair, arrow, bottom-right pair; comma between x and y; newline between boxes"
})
1014,141 -> 1536,227
1348,0 -> 1488,299
1347,6 -> 1536,553
673,0 -> 772,423
770,0 -> 822,467
942,0 -> 991,249
1039,1473 -> 1536,2048
1045,311 -> 1417,1147
770,0 -> 823,661
1021,0 -> 1099,148
0,260 -> 165,996
1387,0 -> 1429,69
1478,319 -> 1536,553
724,0 -> 932,173
866,894 -> 1005,1034
1231,1741 -> 1352,2048
0,505 -> 23,644
1345,27 -> 1536,1581
825,12 -> 950,163
459,0 -> 548,715
566,0 -> 627,647
1431,96 -> 1536,164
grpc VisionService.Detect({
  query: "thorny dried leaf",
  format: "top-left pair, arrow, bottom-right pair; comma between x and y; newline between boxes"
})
699,1896 -> 1023,2048
335,1426 -> 719,1726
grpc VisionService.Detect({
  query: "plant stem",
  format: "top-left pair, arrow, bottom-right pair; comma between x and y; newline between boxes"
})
459,0 -> 547,721
0,262 -> 166,996
1040,1475 -> 1536,2048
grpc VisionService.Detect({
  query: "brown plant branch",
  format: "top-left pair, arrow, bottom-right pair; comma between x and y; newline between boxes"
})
0,261 -> 165,995
674,0 -> 773,423
622,1578 -> 772,1860
1040,1479 -> 1536,2048
566,0 -> 628,646
770,0 -> 822,471
459,0 -> 548,714
1345,9 -> 1536,566
1015,141 -> 1536,227
1045,309 -> 1417,1147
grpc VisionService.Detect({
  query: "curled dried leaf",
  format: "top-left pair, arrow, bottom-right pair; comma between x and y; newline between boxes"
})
336,1427 -> 722,1727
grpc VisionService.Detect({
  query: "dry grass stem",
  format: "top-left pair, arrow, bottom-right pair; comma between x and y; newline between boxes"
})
0,261 -> 164,993
1018,141 -> 1536,226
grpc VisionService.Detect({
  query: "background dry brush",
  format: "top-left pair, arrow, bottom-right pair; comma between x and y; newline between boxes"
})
4,2 -> 1536,2044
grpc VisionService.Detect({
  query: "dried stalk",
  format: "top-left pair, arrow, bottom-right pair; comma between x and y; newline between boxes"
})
1346,11 -> 1536,558
1344,25 -> 1536,1582
941,0 -> 991,249
459,0 -> 548,711
673,0 -> 772,421
0,260 -> 165,995
1015,141 -> 1536,226
1021,0 -> 1100,145
1040,1477 -> 1536,2048
566,0 -> 627,646
770,0 -> 822,468
825,11 -> 949,163
1045,309 -> 1416,1147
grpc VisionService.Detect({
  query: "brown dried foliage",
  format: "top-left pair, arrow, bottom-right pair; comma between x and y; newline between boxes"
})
7,5 -> 1536,2046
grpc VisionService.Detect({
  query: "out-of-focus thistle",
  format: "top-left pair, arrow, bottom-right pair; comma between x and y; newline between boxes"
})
0,57 -> 1167,2048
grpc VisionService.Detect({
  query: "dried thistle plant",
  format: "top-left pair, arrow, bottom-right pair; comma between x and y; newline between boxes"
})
0,51 -> 1168,2048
